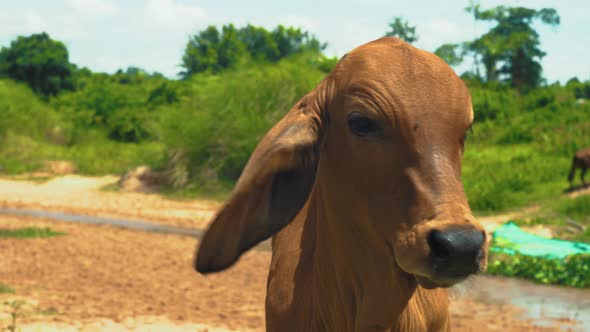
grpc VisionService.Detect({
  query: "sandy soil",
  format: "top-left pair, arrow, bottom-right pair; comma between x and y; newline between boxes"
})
0,175 -> 584,331
0,175 -> 219,229
0,216 -> 266,331
0,175 -> 554,237
1,217 -> 576,332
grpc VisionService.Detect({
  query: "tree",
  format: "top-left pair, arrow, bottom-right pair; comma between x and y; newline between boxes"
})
239,24 -> 280,61
385,17 -> 418,43
180,24 -> 327,78
0,32 -> 75,96
180,25 -> 225,77
464,5 -> 560,90
271,25 -> 326,58
217,24 -> 248,70
434,43 -> 464,67
114,66 -> 149,84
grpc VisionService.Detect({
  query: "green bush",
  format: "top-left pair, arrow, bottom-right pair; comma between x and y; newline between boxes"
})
50,72 -> 171,143
1,35 -> 589,218
160,58 -> 325,188
146,82 -> 180,107
487,252 -> 590,288
468,85 -> 518,122
0,32 -> 75,96
0,79 -> 67,143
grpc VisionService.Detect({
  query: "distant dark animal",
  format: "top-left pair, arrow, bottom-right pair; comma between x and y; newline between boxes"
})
568,147 -> 590,188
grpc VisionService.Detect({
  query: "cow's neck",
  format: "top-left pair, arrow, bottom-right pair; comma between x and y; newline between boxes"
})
266,182 -> 441,331
307,183 -> 419,330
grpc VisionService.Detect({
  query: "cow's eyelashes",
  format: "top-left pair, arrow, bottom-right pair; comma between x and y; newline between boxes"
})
459,126 -> 473,152
347,112 -> 382,137
461,125 -> 473,145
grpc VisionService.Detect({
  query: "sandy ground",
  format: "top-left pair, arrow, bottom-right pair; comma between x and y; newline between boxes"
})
0,216 -> 265,332
0,175 -> 219,229
0,175 -> 584,331
0,175 -> 553,237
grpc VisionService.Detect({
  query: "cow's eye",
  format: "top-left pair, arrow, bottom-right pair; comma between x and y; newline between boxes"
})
461,126 -> 473,148
347,112 -> 381,137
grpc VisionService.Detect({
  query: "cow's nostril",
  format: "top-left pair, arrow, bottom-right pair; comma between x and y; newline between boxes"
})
428,230 -> 451,259
428,228 -> 485,277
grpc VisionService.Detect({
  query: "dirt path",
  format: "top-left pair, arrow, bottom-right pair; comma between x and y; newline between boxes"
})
0,175 -> 586,331
0,175 -> 219,229
0,174 -> 554,237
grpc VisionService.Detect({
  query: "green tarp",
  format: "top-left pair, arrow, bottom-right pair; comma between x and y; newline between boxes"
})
491,221 -> 590,259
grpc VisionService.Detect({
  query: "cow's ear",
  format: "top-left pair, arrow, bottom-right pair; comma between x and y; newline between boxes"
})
194,82 -> 329,274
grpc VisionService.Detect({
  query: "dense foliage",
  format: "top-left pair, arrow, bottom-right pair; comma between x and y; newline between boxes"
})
180,24 -> 328,78
435,5 -> 560,92
467,5 -> 560,90
487,252 -> 590,288
0,32 -> 75,96
1,4 -> 589,214
3,55 -> 588,209
160,57 -> 326,191
50,69 -> 177,143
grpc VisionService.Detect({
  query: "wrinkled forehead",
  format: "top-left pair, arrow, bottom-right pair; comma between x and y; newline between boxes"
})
334,38 -> 473,131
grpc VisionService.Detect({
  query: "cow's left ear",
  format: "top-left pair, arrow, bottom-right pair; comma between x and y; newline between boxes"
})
194,80 -> 329,274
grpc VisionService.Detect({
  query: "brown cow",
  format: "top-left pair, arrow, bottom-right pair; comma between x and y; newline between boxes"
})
194,37 -> 488,331
568,147 -> 590,188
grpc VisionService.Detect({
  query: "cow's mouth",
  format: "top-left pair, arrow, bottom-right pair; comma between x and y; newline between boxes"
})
414,274 -> 466,290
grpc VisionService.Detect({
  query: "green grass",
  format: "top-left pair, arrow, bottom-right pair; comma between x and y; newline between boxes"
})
512,194 -> 590,243
556,194 -> 590,221
0,77 -> 166,177
463,96 -> 590,213
0,284 -> 15,294
0,131 -> 165,176
0,227 -> 65,239
1,59 -> 590,218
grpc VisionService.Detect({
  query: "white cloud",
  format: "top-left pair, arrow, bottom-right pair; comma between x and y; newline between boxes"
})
417,18 -> 474,52
145,0 -> 208,31
0,10 -> 46,35
64,0 -> 120,17
23,10 -> 46,33
272,15 -> 317,32
0,8 -> 85,40
319,17 -> 384,57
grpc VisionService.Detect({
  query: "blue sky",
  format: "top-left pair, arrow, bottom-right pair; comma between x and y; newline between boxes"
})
1,0 -> 588,83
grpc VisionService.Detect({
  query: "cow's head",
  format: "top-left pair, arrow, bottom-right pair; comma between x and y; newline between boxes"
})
195,37 -> 488,289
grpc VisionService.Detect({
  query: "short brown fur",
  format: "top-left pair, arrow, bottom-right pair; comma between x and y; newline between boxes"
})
194,37 -> 488,332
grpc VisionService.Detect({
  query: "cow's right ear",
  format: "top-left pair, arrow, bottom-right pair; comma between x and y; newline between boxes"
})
194,81 -> 330,274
